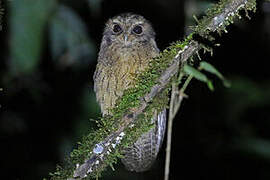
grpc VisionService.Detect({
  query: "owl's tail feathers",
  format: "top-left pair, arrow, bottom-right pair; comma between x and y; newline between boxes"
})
121,109 -> 166,172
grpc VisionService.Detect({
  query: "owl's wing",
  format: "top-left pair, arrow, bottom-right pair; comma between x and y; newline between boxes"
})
93,63 -> 100,94
121,109 -> 167,172
93,62 -> 111,115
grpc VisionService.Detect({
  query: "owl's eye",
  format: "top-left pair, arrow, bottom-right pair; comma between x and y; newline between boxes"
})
132,25 -> 143,34
112,24 -> 122,34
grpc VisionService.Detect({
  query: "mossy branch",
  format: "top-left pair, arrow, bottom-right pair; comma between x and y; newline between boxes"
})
71,40 -> 198,179
48,0 -> 256,179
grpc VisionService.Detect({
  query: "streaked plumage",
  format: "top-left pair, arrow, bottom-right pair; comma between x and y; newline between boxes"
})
94,13 -> 166,172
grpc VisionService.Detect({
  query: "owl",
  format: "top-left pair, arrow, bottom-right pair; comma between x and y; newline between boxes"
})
93,13 -> 166,172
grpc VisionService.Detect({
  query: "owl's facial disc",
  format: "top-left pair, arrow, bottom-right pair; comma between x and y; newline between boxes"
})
104,13 -> 156,48
111,21 -> 145,46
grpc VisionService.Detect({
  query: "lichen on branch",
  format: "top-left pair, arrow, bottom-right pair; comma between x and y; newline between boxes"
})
48,0 -> 256,179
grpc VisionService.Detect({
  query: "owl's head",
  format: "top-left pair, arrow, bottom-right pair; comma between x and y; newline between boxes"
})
102,13 -> 156,47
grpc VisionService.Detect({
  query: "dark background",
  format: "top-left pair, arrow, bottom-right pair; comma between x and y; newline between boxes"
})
1,0 -> 270,179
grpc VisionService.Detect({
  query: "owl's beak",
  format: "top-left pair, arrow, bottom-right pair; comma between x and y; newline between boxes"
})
123,34 -> 129,45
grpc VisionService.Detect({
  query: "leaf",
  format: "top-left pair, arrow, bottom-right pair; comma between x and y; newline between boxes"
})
184,64 -> 208,83
49,5 -> 96,68
207,80 -> 215,91
200,61 -> 223,79
9,0 -> 56,75
184,64 -> 215,91
200,61 -> 231,87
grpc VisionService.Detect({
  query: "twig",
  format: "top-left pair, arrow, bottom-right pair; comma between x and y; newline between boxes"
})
164,74 -> 192,180
164,83 -> 178,180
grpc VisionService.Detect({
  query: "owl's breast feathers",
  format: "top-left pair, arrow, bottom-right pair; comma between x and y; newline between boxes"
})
94,44 -> 159,115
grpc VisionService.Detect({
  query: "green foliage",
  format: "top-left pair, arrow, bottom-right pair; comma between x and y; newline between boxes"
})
180,0 -> 257,93
184,64 -> 214,91
49,5 -> 96,68
199,61 -> 231,87
200,61 -> 223,79
184,64 -> 208,83
9,0 -> 56,75
183,61 -> 230,91
8,0 -> 97,76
